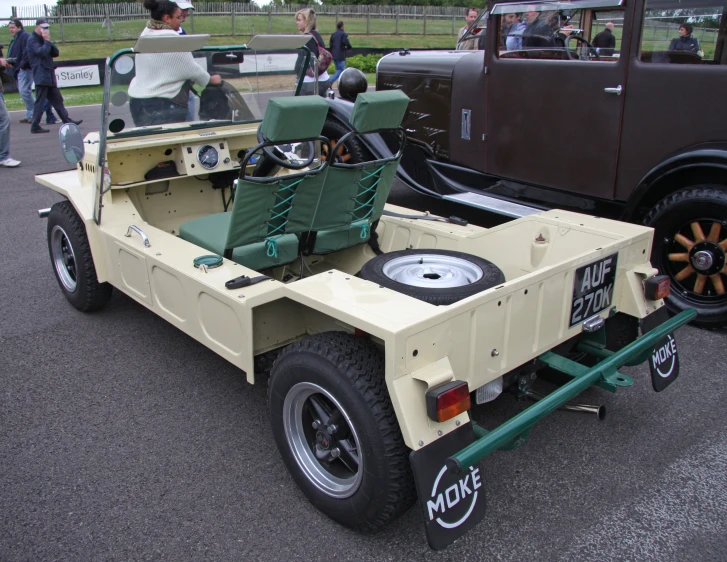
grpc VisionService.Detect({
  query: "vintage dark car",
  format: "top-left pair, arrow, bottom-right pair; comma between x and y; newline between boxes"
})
330,0 -> 727,328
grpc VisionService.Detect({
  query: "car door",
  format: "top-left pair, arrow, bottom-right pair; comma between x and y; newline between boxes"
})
485,0 -> 632,199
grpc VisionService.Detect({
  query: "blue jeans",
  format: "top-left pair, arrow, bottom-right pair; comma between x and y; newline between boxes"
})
329,60 -> 346,87
0,93 -> 11,161
17,70 -> 35,119
130,97 -> 188,127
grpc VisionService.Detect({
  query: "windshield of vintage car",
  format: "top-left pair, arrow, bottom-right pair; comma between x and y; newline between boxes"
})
105,47 -> 311,138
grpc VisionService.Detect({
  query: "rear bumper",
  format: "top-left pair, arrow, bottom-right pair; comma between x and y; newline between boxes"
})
447,308 -> 696,472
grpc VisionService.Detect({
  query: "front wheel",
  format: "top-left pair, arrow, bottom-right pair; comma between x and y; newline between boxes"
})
268,332 -> 415,531
47,200 -> 112,312
644,186 -> 727,328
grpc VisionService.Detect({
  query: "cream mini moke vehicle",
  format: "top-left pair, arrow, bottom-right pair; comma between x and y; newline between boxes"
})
36,35 -> 695,550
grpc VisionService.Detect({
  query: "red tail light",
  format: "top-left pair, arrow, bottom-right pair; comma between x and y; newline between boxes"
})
426,381 -> 471,423
645,275 -> 670,301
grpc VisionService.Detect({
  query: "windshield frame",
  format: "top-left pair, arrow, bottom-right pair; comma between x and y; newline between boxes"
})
93,44 -> 313,224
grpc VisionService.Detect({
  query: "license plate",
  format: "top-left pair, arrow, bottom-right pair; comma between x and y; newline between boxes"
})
640,306 -> 680,392
569,254 -> 618,327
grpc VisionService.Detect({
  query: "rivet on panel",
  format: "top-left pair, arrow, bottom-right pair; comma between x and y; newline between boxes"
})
491,349 -> 499,357
437,430 -> 443,436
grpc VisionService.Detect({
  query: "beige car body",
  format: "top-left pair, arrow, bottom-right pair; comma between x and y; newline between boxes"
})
36,121 -> 663,452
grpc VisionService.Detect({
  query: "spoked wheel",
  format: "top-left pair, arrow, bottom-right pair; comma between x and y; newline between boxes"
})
321,117 -> 368,165
269,332 -> 415,531
645,186 -> 727,328
47,201 -> 112,312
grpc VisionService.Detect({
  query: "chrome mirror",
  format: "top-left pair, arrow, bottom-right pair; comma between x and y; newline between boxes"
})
59,124 -> 85,164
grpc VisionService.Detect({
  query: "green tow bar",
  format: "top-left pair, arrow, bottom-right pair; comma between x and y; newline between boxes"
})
447,308 -> 696,473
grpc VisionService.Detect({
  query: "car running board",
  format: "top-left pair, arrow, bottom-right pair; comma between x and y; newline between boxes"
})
443,192 -> 544,218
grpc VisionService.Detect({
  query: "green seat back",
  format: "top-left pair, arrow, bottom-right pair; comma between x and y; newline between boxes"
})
179,95 -> 332,269
311,90 -> 409,254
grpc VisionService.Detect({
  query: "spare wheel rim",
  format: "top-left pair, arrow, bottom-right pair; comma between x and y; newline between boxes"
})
382,254 -> 484,288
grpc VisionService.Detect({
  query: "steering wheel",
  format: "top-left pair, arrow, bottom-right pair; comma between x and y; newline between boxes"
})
565,35 -> 601,61
255,129 -> 316,171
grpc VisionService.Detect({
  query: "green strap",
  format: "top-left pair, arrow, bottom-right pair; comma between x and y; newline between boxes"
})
266,177 -> 304,237
351,165 -> 386,223
266,237 -> 279,257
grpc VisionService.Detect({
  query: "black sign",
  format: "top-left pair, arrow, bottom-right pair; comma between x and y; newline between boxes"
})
640,306 -> 680,392
570,254 -> 618,327
409,424 -> 487,551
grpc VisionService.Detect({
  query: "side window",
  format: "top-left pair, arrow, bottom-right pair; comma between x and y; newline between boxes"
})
639,0 -> 727,64
497,7 -> 623,62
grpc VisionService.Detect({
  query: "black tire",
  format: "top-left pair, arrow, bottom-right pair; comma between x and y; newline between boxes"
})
360,249 -> 505,306
268,332 -> 415,531
644,186 -> 727,328
322,117 -> 369,164
47,200 -> 112,312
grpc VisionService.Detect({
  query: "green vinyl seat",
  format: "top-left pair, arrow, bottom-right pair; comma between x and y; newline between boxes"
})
179,96 -> 330,271
305,89 -> 410,254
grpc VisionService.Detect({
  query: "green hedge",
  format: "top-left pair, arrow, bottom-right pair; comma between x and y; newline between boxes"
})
327,54 -> 383,74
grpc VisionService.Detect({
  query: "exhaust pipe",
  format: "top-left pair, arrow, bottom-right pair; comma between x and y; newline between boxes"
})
526,391 -> 606,421
38,208 -> 51,218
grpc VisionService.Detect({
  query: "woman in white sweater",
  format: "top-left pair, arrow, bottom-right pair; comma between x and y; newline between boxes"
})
128,0 -> 221,126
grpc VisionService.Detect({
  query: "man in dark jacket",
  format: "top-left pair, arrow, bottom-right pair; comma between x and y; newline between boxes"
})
669,23 -> 700,53
592,22 -> 617,56
26,18 -> 82,134
6,19 -> 57,125
329,21 -> 352,88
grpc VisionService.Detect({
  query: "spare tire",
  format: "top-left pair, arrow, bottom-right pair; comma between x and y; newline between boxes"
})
359,249 -> 505,306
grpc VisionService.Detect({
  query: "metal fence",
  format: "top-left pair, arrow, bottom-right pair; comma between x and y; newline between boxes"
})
8,3 -> 720,47
7,3 -> 472,44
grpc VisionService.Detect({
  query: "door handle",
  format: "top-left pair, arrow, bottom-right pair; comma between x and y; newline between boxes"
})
604,85 -> 623,96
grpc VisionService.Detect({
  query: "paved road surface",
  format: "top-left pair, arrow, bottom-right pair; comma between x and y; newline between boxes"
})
2,105 -> 726,561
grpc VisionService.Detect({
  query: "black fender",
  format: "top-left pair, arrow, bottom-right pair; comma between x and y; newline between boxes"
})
624,143 -> 727,220
325,97 -> 443,199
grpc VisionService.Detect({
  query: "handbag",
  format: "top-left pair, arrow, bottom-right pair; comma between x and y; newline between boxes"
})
305,33 -> 333,78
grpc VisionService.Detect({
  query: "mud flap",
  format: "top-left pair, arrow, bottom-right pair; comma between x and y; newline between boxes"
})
409,423 -> 487,550
640,306 -> 680,392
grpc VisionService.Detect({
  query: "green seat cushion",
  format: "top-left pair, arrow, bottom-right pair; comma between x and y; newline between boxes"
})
350,90 -> 410,133
179,212 -> 231,255
259,96 -> 330,142
313,220 -> 370,254
231,234 -> 299,271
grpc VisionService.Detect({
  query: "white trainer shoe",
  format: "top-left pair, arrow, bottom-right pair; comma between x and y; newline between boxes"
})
0,157 -> 21,168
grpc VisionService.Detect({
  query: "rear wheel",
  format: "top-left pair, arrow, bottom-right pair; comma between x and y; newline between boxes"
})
644,186 -> 727,328
47,201 -> 112,312
268,332 -> 415,531
321,117 -> 368,164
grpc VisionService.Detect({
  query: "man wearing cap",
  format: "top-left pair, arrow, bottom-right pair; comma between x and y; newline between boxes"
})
26,18 -> 83,134
175,1 -> 194,35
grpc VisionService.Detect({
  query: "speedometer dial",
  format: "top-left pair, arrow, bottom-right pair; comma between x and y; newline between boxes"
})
197,145 -> 219,170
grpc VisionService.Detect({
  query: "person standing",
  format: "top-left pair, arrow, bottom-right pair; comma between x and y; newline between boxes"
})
329,21 -> 352,89
592,22 -> 617,56
26,18 -> 82,134
6,19 -> 57,125
456,8 -> 480,50
295,8 -> 330,96
0,57 -> 21,167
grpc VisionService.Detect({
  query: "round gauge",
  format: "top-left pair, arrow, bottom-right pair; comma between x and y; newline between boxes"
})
197,145 -> 220,170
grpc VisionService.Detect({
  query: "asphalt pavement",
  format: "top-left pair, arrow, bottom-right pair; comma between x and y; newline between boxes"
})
1,104 -> 726,561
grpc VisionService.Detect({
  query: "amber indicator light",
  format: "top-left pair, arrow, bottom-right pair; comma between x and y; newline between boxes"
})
645,275 -> 670,301
426,381 -> 471,423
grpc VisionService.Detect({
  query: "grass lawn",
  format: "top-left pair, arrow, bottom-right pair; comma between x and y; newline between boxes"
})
2,75 -> 377,111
